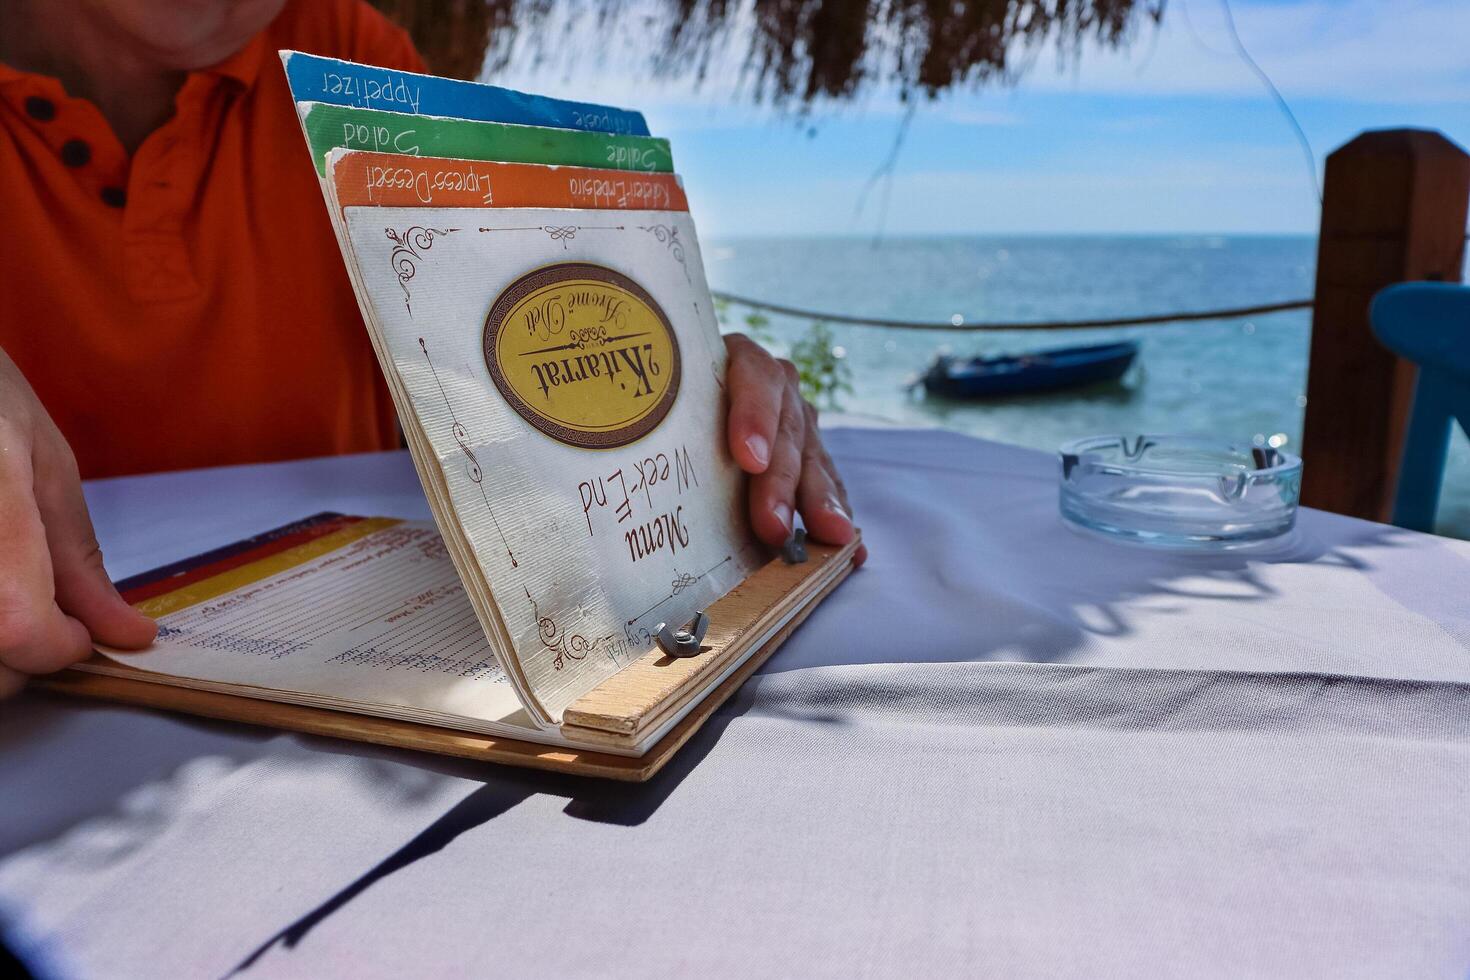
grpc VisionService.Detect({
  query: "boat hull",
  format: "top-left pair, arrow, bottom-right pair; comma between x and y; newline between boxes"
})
922,341 -> 1138,399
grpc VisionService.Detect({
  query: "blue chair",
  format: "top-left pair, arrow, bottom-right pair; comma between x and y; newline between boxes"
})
1370,282 -> 1470,532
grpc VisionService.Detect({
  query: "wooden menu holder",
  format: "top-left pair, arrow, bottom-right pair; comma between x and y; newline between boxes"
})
44,536 -> 860,782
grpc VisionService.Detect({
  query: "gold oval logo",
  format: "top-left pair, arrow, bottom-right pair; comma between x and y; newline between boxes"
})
483,263 -> 682,449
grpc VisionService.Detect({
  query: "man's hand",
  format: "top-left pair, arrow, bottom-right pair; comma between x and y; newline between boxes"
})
722,333 -> 867,566
0,350 -> 156,697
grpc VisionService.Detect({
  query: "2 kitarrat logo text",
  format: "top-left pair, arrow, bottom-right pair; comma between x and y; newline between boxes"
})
483,263 -> 681,449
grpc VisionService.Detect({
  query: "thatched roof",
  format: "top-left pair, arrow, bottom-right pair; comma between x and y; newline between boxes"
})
367,0 -> 1165,103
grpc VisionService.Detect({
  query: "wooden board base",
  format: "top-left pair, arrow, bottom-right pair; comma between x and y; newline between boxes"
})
561,537 -> 856,745
42,538 -> 859,781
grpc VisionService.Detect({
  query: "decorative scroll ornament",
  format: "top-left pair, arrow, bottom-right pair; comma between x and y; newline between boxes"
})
525,588 -> 613,670
626,555 -> 732,626
417,337 -> 518,568
385,226 -> 459,314
477,225 -> 625,250
638,224 -> 690,281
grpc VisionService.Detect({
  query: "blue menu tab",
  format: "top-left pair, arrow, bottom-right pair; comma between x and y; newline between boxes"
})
280,50 -> 651,137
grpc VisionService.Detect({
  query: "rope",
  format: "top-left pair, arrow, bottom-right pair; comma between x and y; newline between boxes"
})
710,292 -> 1314,332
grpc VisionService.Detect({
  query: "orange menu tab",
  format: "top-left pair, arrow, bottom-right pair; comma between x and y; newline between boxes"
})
329,150 -> 688,211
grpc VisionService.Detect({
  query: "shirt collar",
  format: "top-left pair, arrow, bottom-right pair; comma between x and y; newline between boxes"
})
199,31 -> 268,89
0,58 -> 39,87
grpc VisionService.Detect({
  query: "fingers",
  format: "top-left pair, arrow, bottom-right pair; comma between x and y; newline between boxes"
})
723,333 -> 784,473
748,368 -> 806,545
794,402 -> 851,543
0,438 -> 93,676
0,663 -> 26,699
794,403 -> 867,567
33,440 -> 156,650
0,355 -> 151,698
724,333 -> 868,567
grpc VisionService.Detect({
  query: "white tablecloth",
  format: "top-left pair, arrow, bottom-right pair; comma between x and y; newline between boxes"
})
3,428 -> 1468,978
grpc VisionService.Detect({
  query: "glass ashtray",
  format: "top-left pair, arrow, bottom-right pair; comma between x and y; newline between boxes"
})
1058,435 -> 1302,550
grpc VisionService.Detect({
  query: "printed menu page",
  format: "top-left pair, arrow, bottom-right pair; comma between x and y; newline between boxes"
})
90,515 -> 537,736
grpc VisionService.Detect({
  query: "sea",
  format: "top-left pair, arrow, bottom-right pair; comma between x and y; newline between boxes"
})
704,234 -> 1470,540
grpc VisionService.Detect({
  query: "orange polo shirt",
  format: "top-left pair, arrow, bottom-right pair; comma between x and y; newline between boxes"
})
0,0 -> 423,478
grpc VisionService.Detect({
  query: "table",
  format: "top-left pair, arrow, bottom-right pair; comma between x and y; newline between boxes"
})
3,427 -> 1468,978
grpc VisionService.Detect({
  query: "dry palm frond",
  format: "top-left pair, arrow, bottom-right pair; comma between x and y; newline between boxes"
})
367,0 -> 1165,103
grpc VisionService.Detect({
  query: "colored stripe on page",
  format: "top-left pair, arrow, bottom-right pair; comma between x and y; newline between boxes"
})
118,514 -> 366,604
133,518 -> 403,619
329,150 -> 688,211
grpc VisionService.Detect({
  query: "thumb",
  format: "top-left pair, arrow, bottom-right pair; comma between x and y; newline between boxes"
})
53,537 -> 158,650
36,452 -> 156,650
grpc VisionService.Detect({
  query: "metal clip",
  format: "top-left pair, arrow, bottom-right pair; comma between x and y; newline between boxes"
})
781,527 -> 808,564
654,610 -> 709,658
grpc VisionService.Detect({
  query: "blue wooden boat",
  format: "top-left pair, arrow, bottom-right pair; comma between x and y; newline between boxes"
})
921,340 -> 1139,399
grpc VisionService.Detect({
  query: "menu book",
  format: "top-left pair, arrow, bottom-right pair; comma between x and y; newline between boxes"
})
51,56 -> 859,780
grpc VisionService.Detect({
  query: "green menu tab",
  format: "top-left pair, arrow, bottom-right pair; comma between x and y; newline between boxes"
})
299,103 -> 675,177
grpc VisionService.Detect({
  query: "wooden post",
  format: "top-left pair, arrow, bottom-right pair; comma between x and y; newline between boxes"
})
1301,129 -> 1470,521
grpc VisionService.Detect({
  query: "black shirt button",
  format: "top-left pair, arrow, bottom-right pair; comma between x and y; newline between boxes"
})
61,139 -> 91,167
100,186 -> 127,208
24,96 -> 56,121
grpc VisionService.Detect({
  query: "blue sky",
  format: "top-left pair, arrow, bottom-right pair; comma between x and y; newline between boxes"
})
493,0 -> 1470,237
